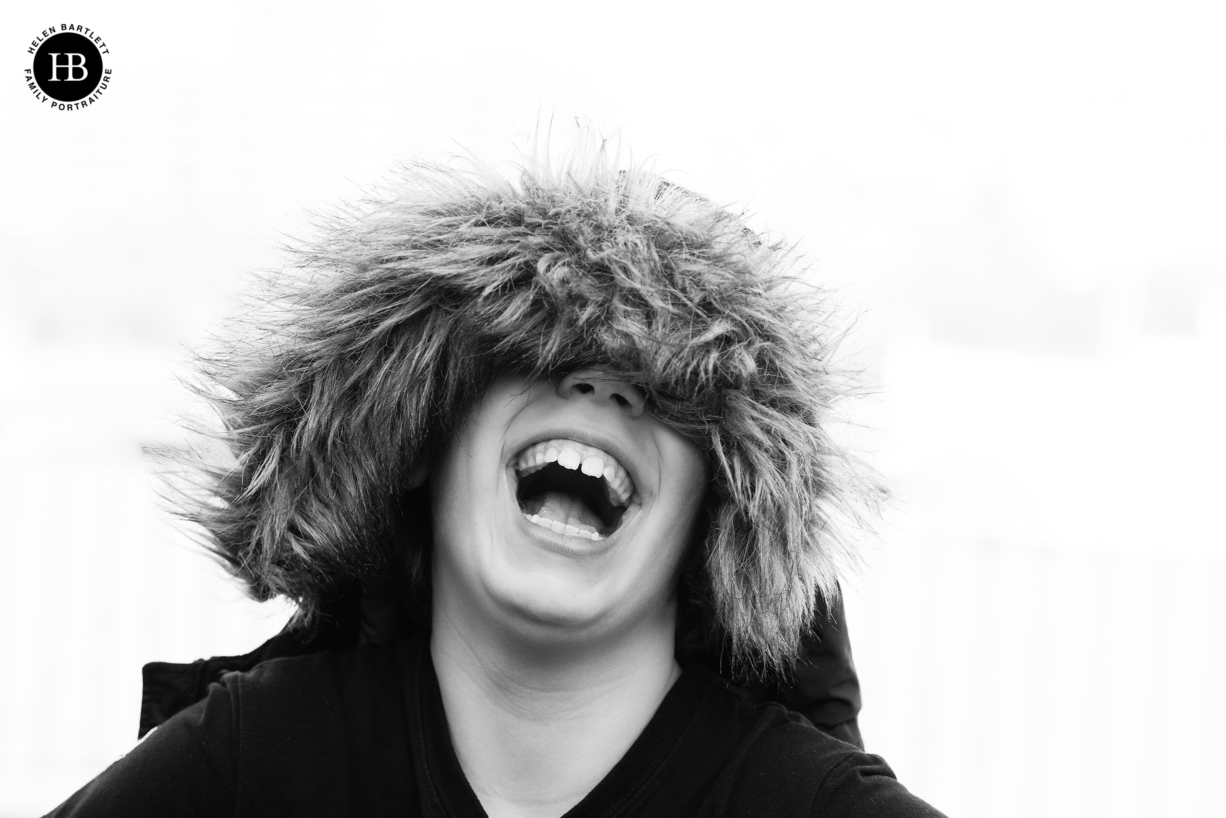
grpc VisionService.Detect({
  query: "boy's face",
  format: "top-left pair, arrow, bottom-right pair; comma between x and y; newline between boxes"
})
429,370 -> 708,643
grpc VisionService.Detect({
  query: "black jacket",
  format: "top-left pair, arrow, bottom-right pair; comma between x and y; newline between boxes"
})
57,637 -> 937,818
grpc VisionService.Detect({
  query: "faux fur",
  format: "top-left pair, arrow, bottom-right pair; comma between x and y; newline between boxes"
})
183,150 -> 881,673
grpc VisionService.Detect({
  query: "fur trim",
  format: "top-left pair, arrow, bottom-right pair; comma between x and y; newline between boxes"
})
183,150 -> 882,673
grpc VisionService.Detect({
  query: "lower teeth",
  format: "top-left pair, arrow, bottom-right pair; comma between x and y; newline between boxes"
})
525,513 -> 603,540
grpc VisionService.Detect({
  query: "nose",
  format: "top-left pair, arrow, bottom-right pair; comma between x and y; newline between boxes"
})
557,369 -> 646,419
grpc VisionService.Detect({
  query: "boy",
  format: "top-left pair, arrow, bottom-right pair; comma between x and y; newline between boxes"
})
48,150 -> 942,816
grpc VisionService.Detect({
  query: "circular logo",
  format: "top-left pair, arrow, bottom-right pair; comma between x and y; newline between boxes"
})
24,25 -> 112,110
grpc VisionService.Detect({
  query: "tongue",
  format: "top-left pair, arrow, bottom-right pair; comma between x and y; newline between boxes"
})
525,490 -> 604,531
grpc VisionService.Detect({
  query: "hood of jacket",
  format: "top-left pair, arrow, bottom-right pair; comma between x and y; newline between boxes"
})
178,154 -> 881,673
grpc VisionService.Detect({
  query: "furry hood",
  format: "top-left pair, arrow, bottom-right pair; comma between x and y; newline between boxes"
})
187,153 -> 880,672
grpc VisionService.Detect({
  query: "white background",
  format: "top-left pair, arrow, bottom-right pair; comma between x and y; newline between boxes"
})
2,2 -> 1224,816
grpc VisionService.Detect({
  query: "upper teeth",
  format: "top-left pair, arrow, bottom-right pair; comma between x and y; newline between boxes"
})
515,439 -> 636,507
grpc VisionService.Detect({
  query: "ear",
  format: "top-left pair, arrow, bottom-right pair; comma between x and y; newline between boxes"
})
406,459 -> 429,490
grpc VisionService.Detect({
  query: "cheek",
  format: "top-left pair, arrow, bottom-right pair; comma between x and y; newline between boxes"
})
648,434 -> 709,575
427,447 -> 467,571
662,429 -> 709,515
428,430 -> 493,568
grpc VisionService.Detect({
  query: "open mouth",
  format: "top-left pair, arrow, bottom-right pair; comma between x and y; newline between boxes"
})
514,439 -> 637,541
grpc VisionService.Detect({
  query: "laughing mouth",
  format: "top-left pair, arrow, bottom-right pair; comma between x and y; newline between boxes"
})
514,439 -> 637,541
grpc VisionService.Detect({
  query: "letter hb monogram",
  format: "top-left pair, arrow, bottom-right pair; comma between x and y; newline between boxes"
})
48,53 -> 88,81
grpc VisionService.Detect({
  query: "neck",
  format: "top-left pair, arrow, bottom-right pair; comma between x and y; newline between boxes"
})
430,603 -> 681,818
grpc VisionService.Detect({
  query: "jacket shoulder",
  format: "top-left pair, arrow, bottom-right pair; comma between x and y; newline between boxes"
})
711,689 -> 944,817
218,641 -> 412,814
221,640 -> 405,743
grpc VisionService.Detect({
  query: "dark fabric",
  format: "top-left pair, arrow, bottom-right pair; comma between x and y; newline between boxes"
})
50,640 -> 941,818
695,592 -> 863,749
137,590 -> 365,738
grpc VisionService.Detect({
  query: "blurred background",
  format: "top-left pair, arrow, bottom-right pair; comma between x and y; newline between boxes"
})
2,1 -> 1223,815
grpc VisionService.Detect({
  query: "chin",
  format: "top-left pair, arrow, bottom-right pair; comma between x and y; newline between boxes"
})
499,584 -> 607,631
480,533 -> 619,632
